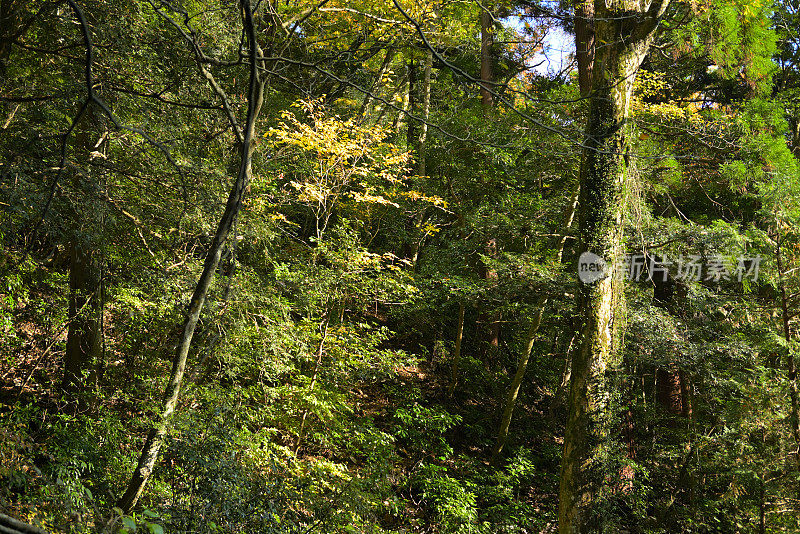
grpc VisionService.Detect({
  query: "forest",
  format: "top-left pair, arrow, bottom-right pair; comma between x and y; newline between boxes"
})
1,0 -> 800,532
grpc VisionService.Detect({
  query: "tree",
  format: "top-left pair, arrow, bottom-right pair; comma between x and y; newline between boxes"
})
117,0 -> 266,511
558,0 -> 671,530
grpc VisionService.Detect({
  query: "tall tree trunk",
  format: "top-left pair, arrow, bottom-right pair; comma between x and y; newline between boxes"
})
656,367 -> 684,418
448,302 -> 466,396
392,72 -> 410,136
551,333 -> 577,415
406,59 -> 416,148
479,238 -> 500,359
117,0 -> 265,512
775,228 -> 800,490
573,0 -> 595,98
558,187 -> 580,263
62,104 -> 101,393
479,7 -> 494,111
558,0 -> 668,530
477,6 -> 499,356
417,49 -> 432,176
651,259 -> 689,423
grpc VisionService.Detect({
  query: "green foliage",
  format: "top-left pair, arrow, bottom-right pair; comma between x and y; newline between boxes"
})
3,0 -> 800,532
394,404 -> 461,461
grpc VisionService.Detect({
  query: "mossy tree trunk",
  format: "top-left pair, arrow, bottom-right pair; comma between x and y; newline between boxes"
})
557,0 -> 669,531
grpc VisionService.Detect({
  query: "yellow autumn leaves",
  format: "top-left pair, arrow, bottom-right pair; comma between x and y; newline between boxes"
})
264,98 -> 444,237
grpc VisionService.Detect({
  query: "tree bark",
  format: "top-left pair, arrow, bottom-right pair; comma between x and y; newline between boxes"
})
392,72 -> 409,136
656,367 -> 684,416
417,48 -> 432,176
479,239 -> 501,359
448,302 -> 466,396
359,46 -> 396,120
775,228 -> 800,491
573,0 -> 595,98
406,59 -> 416,148
479,7 -> 494,112
477,6 -> 499,357
62,104 -> 101,394
117,0 -> 265,512
651,260 -> 689,423
558,0 -> 668,530
491,304 -> 544,463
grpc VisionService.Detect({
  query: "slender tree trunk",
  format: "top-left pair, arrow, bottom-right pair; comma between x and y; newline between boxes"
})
551,333 -> 576,414
295,318 -> 329,454
448,302 -> 466,396
558,0 -> 668,530
62,104 -> 101,394
479,239 -> 501,359
477,6 -> 499,358
493,179 -> 580,459
775,229 -> 800,490
479,7 -> 493,111
491,304 -> 544,463
417,49 -> 432,176
406,59 -> 416,148
558,187 -> 580,263
359,47 -> 396,120
392,73 -> 410,136
117,0 -> 265,512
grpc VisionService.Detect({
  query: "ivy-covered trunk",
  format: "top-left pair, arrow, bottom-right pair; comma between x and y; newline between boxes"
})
558,0 -> 668,530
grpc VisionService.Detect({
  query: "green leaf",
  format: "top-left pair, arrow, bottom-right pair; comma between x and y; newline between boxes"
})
122,517 -> 137,532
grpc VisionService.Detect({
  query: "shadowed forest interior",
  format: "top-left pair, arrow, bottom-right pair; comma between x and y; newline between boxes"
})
2,0 -> 800,532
